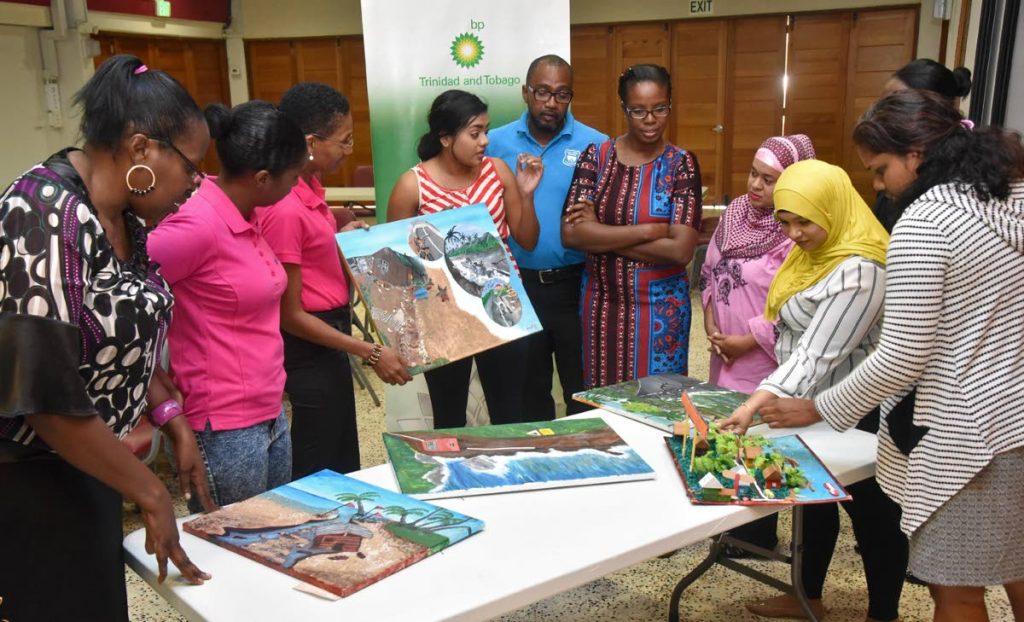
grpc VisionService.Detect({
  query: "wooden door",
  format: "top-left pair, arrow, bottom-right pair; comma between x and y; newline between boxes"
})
569,24 -> 617,138
246,37 -> 371,187
671,20 -> 727,202
785,13 -> 852,170
93,34 -> 230,174
842,8 -> 918,198
724,16 -> 787,202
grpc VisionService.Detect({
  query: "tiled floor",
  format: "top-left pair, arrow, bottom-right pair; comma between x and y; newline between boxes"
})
124,298 -> 1014,621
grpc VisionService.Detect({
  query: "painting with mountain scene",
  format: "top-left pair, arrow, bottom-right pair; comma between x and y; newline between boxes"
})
182,470 -> 483,597
382,416 -> 655,499
573,373 -> 753,433
337,204 -> 541,374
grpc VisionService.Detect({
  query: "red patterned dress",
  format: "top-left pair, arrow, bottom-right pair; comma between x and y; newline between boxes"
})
565,140 -> 702,388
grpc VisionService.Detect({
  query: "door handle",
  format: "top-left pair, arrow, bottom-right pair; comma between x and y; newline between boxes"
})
712,124 -> 724,134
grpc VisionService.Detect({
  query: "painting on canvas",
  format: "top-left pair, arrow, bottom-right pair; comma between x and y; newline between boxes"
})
382,417 -> 655,499
573,373 -> 751,433
183,471 -> 483,597
337,204 -> 542,373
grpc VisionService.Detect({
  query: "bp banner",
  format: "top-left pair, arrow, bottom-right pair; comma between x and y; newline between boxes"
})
360,0 -> 569,432
360,0 -> 570,216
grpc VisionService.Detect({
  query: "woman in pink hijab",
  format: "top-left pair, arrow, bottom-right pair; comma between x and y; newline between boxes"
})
698,134 -> 815,559
700,134 -> 816,391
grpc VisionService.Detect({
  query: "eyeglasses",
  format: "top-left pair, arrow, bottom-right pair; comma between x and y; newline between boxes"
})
527,85 -> 574,104
151,136 -> 205,194
623,104 -> 672,120
313,133 -> 355,149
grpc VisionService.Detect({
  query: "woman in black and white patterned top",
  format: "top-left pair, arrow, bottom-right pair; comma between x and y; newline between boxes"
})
721,160 -> 907,622
0,56 -> 214,621
768,90 -> 1024,619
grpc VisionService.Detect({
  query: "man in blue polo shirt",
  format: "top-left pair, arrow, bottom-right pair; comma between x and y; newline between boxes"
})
487,54 -> 607,420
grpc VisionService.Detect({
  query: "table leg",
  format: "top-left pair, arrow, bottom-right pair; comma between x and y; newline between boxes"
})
667,507 -> 821,622
789,506 -> 820,622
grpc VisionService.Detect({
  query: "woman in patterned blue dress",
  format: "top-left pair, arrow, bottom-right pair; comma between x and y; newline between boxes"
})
562,64 -> 702,388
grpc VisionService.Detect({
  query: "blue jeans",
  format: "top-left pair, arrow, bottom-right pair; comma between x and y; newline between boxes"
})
187,408 -> 292,512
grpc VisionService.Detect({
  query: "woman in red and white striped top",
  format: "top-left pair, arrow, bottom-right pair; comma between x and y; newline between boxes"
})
388,89 -> 543,429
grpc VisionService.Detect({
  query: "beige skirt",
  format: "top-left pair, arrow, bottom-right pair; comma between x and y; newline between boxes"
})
909,445 -> 1024,585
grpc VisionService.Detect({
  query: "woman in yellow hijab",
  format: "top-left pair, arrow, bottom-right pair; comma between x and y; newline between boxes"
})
721,160 -> 905,622
764,159 -> 889,319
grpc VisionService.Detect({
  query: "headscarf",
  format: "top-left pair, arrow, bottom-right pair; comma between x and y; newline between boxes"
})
764,159 -> 890,320
715,134 -> 816,259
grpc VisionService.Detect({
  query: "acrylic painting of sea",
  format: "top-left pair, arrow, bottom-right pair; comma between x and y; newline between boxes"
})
336,204 -> 542,374
382,417 -> 655,499
182,470 -> 483,597
573,373 -> 752,433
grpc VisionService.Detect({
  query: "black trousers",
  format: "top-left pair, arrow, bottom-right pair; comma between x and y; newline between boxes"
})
0,450 -> 129,622
802,410 -> 907,620
283,307 -> 360,478
519,266 -> 589,421
424,337 -> 528,429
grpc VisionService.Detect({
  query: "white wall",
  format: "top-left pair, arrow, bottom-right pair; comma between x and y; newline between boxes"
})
0,24 -> 70,183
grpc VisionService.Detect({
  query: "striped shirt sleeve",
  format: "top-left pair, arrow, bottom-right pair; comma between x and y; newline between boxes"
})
816,215 -> 949,431
759,258 -> 886,399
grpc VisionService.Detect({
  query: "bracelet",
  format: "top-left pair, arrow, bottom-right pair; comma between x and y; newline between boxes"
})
363,343 -> 383,367
150,399 -> 183,427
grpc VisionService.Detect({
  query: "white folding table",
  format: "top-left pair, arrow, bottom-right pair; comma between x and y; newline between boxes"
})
123,411 -> 877,622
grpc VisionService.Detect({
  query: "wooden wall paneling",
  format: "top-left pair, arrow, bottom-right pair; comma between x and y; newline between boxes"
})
671,19 -> 726,202
725,15 -> 787,202
569,25 -> 617,137
612,24 -> 671,137
843,8 -> 917,200
337,38 -> 372,189
784,13 -> 851,168
245,40 -> 297,104
93,34 -> 230,174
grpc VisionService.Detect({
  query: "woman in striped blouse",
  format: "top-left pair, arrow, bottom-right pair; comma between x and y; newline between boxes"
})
767,89 -> 1024,621
721,159 -> 907,622
387,90 -> 543,428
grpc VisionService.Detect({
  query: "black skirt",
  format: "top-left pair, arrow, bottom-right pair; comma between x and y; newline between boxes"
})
0,445 -> 129,622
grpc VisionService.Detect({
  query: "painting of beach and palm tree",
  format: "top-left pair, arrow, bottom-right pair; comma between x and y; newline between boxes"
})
573,373 -> 752,433
182,471 -> 483,597
336,204 -> 542,374
382,417 -> 656,499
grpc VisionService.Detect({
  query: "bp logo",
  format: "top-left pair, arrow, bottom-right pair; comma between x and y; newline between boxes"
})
450,32 -> 484,68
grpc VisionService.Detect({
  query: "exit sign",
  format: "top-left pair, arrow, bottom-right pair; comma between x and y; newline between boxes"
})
155,0 -> 171,17
688,0 -> 713,16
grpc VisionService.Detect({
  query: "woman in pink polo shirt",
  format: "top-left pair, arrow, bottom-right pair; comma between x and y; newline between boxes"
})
149,101 -> 309,509
262,82 -> 411,479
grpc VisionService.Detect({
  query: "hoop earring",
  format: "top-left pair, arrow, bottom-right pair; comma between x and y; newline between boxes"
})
126,164 -> 156,196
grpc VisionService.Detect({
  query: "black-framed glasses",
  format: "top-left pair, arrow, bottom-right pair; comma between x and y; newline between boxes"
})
151,136 -> 205,192
313,133 -> 355,149
624,104 -> 672,120
527,85 -> 574,104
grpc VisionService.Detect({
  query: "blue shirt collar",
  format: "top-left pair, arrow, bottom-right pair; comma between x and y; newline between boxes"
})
514,111 -> 577,147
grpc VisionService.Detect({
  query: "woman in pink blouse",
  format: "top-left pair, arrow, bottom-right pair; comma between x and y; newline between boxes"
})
700,134 -> 815,390
698,134 -> 814,557
149,101 -> 309,510
262,83 -> 412,479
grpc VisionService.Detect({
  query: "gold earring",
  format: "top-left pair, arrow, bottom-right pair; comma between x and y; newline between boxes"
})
126,164 -> 156,196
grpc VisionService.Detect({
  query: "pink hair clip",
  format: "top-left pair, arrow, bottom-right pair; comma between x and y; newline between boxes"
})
960,118 -> 975,130
134,64 -> 149,75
